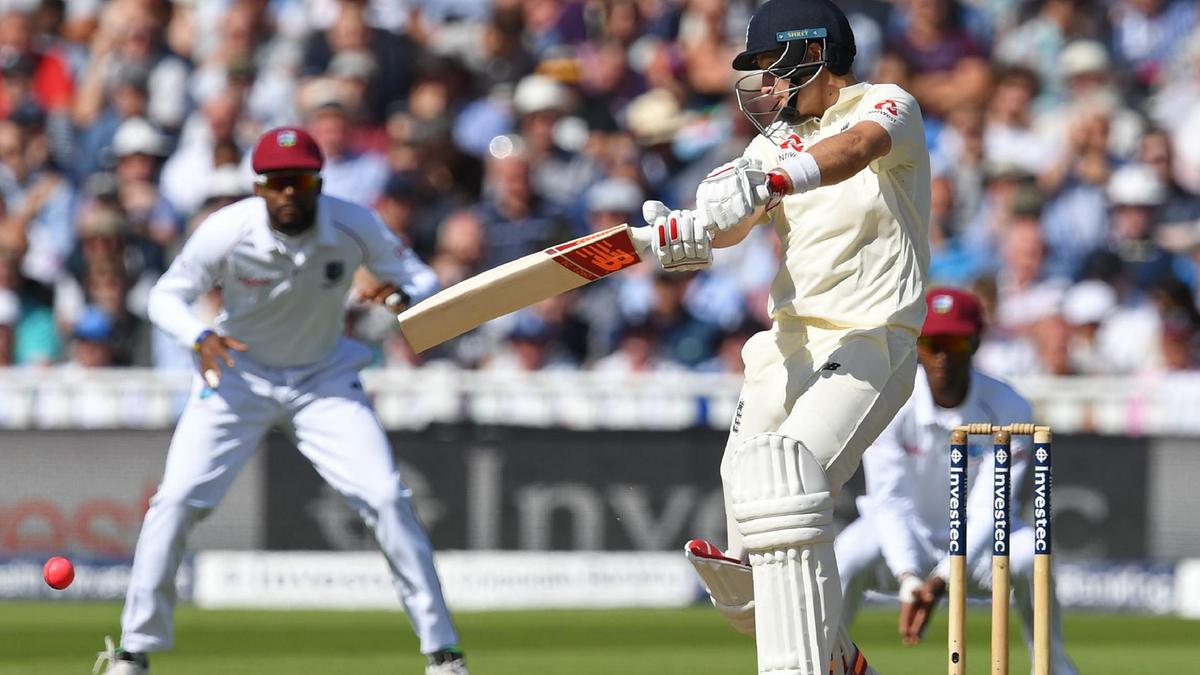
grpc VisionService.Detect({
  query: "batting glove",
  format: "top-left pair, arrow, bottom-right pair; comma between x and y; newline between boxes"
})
695,157 -> 773,233
642,200 -> 712,271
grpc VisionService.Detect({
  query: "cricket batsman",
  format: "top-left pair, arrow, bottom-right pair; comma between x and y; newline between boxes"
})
835,287 -> 1077,674
648,0 -> 931,672
93,128 -> 468,675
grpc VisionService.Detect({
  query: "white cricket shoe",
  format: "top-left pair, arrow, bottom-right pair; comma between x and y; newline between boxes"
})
93,637 -> 149,675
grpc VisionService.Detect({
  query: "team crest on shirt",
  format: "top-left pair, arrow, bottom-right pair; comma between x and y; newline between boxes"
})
277,130 -> 298,147
323,260 -> 344,286
932,294 -> 954,314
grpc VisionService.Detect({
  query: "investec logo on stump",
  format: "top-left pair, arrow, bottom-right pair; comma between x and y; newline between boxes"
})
1033,443 -> 1052,554
948,443 -> 967,556
992,445 -> 1010,556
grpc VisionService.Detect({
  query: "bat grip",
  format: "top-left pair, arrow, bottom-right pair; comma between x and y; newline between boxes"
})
629,224 -> 656,254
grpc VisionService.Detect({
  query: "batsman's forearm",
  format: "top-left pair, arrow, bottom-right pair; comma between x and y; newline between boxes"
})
806,122 -> 892,185
711,209 -> 764,248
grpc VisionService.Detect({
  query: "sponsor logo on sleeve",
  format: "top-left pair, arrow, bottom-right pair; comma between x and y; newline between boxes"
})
871,99 -> 899,118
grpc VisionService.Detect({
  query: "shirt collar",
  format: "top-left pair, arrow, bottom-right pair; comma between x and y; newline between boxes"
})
250,195 -> 338,253
819,82 -> 871,128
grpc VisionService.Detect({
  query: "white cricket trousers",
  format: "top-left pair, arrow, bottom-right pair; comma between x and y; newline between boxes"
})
722,320 -> 919,558
120,339 -> 458,654
721,320 -> 917,674
837,517 -> 1078,675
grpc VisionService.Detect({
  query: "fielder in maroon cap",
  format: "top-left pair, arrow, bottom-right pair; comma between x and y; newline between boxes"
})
97,126 -> 468,675
250,126 -> 325,236
834,286 -> 1080,672
919,287 -> 985,409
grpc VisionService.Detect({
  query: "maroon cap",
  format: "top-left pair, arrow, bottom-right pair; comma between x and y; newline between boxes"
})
922,287 -> 984,337
251,127 -> 323,174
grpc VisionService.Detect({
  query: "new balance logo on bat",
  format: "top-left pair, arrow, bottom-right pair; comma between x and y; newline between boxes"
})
550,229 -> 640,280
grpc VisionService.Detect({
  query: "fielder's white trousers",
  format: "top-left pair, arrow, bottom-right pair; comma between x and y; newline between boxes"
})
120,339 -> 458,654
837,516 -> 1078,675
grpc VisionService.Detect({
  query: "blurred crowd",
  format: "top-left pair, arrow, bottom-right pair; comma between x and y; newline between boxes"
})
0,0 -> 1198,378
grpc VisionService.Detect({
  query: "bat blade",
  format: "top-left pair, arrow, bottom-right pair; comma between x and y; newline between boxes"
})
398,224 -> 653,353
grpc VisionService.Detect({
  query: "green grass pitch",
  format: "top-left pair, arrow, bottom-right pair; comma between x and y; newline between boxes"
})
1,601 -> 1197,673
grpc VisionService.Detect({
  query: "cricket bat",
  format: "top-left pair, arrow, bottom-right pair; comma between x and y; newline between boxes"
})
398,224 -> 655,353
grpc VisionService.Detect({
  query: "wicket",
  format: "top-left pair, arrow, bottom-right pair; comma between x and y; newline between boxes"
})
948,424 -> 1053,675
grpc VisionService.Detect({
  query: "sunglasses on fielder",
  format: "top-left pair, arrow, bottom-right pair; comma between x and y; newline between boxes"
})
255,171 -> 321,192
917,335 -> 974,354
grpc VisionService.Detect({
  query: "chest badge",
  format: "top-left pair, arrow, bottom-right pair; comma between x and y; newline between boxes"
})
323,261 -> 345,286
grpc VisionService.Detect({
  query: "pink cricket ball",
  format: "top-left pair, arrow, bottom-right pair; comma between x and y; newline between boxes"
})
43,556 -> 75,590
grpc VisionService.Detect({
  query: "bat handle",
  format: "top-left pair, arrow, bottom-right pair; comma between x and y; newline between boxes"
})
629,224 -> 656,254
629,207 -> 714,255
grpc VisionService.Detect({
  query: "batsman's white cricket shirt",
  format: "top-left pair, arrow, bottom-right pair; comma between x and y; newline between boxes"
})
744,82 -> 931,333
148,194 -> 437,367
856,366 -> 1032,578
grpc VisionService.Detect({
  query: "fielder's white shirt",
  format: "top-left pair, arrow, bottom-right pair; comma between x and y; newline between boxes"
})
743,82 -> 931,333
857,366 -> 1032,578
148,194 -> 437,368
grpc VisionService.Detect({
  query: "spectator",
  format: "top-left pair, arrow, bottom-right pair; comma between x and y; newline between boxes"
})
992,207 -> 1067,335
634,270 -> 720,367
67,304 -> 115,368
1061,280 -> 1120,375
888,0 -> 991,117
935,106 -> 987,238
0,119 -> 74,285
1038,109 -> 1116,277
72,2 -> 188,132
512,73 -> 600,212
1036,41 -> 1145,159
483,306 -> 578,371
1139,128 -> 1200,226
300,0 -> 420,123
993,0 -> 1098,109
477,137 -> 571,268
375,171 -> 443,259
305,98 -> 390,205
160,88 -> 250,217
697,317 -> 766,374
571,177 -> 648,360
1101,163 -> 1177,294
108,117 -> 176,248
592,316 -> 680,373
73,62 -> 150,180
0,7 -> 74,117
1111,0 -> 1197,91
984,66 -> 1054,176
0,287 -> 17,364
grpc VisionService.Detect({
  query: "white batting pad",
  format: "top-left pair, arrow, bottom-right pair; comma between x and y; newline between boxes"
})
685,539 -> 756,635
729,433 -> 842,675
